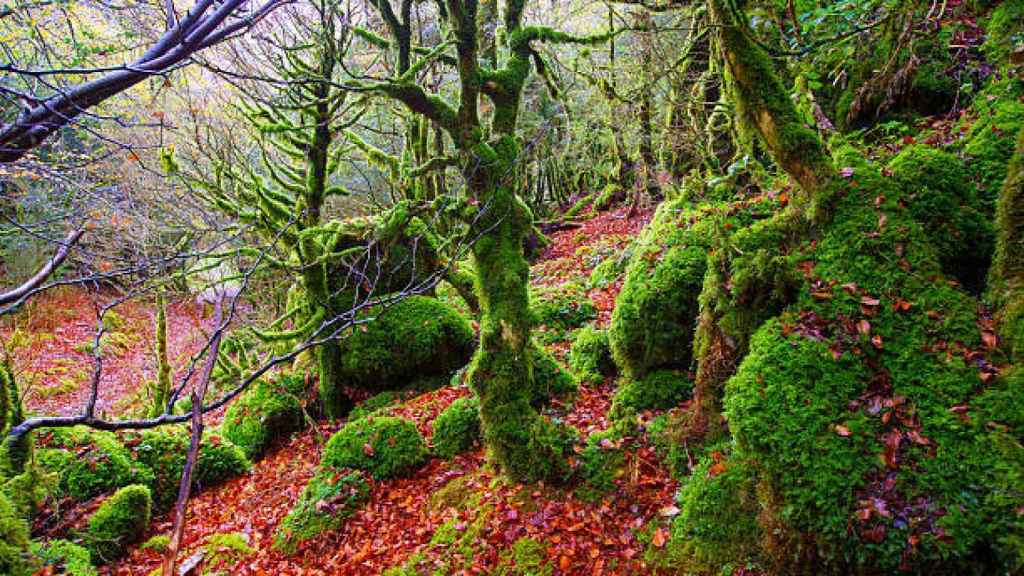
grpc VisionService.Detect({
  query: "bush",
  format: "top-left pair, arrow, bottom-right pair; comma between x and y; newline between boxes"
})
322,416 -> 426,479
35,427 -> 152,501
222,378 -> 306,459
273,469 -> 369,553
609,369 -> 692,424
432,397 -> 481,459
335,296 -> 475,392
84,484 -> 152,563
568,325 -> 615,384
0,492 -> 33,576
35,539 -> 96,576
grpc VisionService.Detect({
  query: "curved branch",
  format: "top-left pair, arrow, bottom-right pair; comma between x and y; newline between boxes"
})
0,228 -> 84,306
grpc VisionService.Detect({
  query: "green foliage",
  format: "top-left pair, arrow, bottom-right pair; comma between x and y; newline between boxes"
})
35,427 -> 152,502
222,377 -> 306,459
0,492 -> 33,576
529,282 -> 597,342
432,397 -> 481,459
574,430 -> 624,502
35,539 -> 96,576
84,484 -> 152,563
610,369 -> 692,425
568,325 -> 615,384
322,416 -> 426,479
982,1 -> 1024,66
336,296 -> 475,391
2,463 -> 55,518
139,534 -> 170,553
273,470 -> 369,553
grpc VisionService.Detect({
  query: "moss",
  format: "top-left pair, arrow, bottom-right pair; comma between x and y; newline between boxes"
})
610,369 -> 692,425
529,282 -> 597,338
336,296 -> 475,391
494,537 -> 552,576
222,377 -> 306,459
139,534 -> 170,553
568,325 -> 615,384
202,532 -> 256,568
982,1 -> 1024,66
887,144 -> 994,290
530,347 -> 577,405
432,397 -> 481,459
322,416 -> 426,479
963,81 -> 1024,207
574,429 -> 624,502
989,124 -> 1024,360
349,390 -> 403,420
83,484 -> 151,563
0,492 -> 33,576
35,539 -> 96,576
273,469 -> 369,553
35,426 -> 152,502
124,427 -> 250,511
2,464 -> 54,518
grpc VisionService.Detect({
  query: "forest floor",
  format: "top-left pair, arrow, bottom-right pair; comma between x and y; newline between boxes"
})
10,204 -> 688,575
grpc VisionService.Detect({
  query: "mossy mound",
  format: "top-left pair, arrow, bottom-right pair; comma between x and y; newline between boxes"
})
721,149 -> 1024,573
35,427 -> 152,502
963,79 -> 1024,205
609,369 -> 693,425
574,429 -> 624,502
35,539 -> 96,576
222,377 -> 306,459
322,416 -> 426,479
0,492 -> 33,576
336,296 -> 475,391
2,464 -> 54,518
568,325 -> 615,384
83,484 -> 152,564
530,347 -> 578,405
432,397 -> 481,459
886,144 -> 993,290
273,469 -> 369,554
124,428 -> 250,510
529,281 -> 597,343
982,1 -> 1024,66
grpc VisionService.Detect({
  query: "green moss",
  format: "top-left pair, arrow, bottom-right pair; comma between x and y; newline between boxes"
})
574,429 -> 624,502
568,325 -> 615,384
349,390 -> 403,420
222,377 -> 306,459
139,534 -> 169,553
322,416 -> 426,479
35,539 -> 96,576
0,492 -> 33,576
494,537 -> 552,576
529,282 -> 597,339
202,532 -> 255,567
983,1 -> 1024,65
610,369 -> 692,425
2,464 -> 54,518
35,427 -> 152,502
337,296 -> 475,391
530,347 -> 577,405
83,484 -> 152,563
274,469 -> 369,553
963,82 -> 1024,206
989,124 -> 1024,360
432,397 -> 481,459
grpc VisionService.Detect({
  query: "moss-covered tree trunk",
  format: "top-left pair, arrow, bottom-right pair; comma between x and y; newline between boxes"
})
989,125 -> 1024,360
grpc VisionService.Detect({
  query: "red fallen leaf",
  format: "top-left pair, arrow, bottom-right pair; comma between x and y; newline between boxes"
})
902,135 -> 916,145
829,343 -> 843,361
982,330 -> 998,349
906,429 -> 929,446
842,282 -> 858,295
878,212 -> 888,229
835,425 -> 852,437
651,528 -> 668,548
860,296 -> 880,307
363,442 -> 375,457
857,319 -> 871,336
862,524 -> 887,543
949,404 -> 969,414
871,334 -> 883,349
883,430 -> 902,469
840,167 -> 855,178
708,462 -> 727,477
811,290 -> 832,300
560,555 -> 572,570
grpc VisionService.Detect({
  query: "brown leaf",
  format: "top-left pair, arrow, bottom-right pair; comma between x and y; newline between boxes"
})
835,425 -> 852,437
857,319 -> 871,336
362,442 -> 375,457
651,528 -> 668,548
982,330 -> 998,349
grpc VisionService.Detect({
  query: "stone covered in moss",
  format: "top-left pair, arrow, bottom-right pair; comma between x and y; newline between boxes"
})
222,377 -> 306,459
35,539 -> 96,576
35,427 -> 152,502
568,325 -> 615,384
337,296 -> 475,391
530,347 -> 578,405
273,469 -> 369,553
609,369 -> 692,425
0,492 -> 32,576
574,430 -> 624,502
982,1 -> 1024,66
322,416 -> 426,479
84,484 -> 152,563
432,397 -> 481,459
529,281 -> 597,342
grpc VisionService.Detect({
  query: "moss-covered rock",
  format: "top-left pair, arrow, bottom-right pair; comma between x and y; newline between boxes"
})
222,377 -> 306,459
529,282 -> 597,343
568,325 -> 615,384
83,484 -> 152,563
982,1 -> 1024,66
273,469 -> 369,554
0,492 -> 33,576
609,369 -> 692,425
35,427 -> 152,502
432,397 -> 481,459
336,296 -> 475,391
530,347 -> 577,405
34,539 -> 96,576
322,416 -> 426,479
124,427 -> 250,510
574,429 -> 624,502
963,79 -> 1024,206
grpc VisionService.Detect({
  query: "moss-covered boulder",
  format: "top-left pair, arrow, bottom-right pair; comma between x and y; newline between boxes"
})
83,484 -> 152,563
124,428 -> 250,510
432,397 -> 481,459
568,325 -> 615,384
336,296 -> 475,391
322,416 -> 426,479
530,347 -> 577,405
530,281 -> 597,343
34,539 -> 96,576
273,469 -> 369,554
35,427 -> 152,502
0,492 -> 33,576
222,377 -> 306,459
609,369 -> 692,425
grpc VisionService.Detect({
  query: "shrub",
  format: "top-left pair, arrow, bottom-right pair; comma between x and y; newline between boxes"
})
83,484 -> 152,563
35,427 -> 152,501
609,369 -> 692,424
273,470 -> 369,553
0,492 -> 33,576
35,539 -> 96,576
568,325 -> 615,384
322,417 -> 426,479
432,397 -> 481,459
222,378 -> 306,459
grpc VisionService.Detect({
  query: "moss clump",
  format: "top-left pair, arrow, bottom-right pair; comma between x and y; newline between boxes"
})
273,469 -> 369,553
529,282 -> 597,342
83,484 -> 152,563
982,1 -> 1024,65
530,347 -> 578,405
609,369 -> 692,425
2,464 -> 54,519
349,390 -> 403,420
35,539 -> 96,576
124,428 -> 250,511
432,397 -> 481,459
887,145 -> 993,290
0,492 -> 33,576
574,430 -> 624,502
963,81 -> 1024,206
222,378 -> 306,459
35,427 -> 152,502
568,325 -> 615,384
337,296 -> 475,391
494,537 -> 553,576
322,416 -> 426,479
